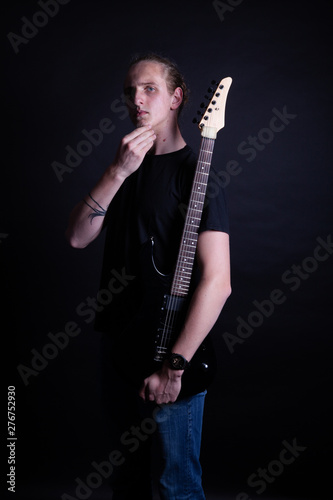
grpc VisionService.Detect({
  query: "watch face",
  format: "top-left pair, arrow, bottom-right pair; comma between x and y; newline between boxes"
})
170,354 -> 186,370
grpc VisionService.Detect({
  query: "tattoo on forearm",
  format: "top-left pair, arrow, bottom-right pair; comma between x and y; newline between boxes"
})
83,193 -> 107,224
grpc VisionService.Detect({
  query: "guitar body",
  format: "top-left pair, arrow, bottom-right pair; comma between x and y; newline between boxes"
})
154,292 -> 217,399
110,240 -> 217,399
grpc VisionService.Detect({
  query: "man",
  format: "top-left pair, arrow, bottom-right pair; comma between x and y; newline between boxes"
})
66,53 -> 231,499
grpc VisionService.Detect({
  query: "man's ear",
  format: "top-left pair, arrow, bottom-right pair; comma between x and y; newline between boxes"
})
170,87 -> 183,110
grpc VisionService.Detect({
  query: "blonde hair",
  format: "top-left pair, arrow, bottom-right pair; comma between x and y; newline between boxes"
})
128,52 -> 189,115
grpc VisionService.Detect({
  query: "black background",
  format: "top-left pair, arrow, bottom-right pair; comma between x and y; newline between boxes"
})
3,1 -> 332,499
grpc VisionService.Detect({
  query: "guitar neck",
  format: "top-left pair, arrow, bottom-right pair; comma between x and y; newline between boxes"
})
171,136 -> 215,297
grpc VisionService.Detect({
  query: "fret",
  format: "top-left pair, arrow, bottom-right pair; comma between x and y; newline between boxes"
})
170,135 -> 216,299
177,254 -> 193,260
179,251 -> 195,266
174,277 -> 192,284
179,248 -> 196,254
188,207 -> 203,213
186,216 -> 201,222
173,282 -> 191,289
190,203 -> 205,210
178,253 -> 195,259
177,262 -> 194,270
175,268 -> 192,275
176,260 -> 195,269
173,284 -> 191,292
181,242 -> 197,248
181,234 -> 198,239
176,272 -> 192,278
173,276 -> 191,283
193,180 -> 208,186
176,256 -> 195,263
191,190 -> 205,195
191,200 -> 204,205
173,279 -> 191,284
171,291 -> 188,297
178,249 -> 196,254
182,238 -> 198,243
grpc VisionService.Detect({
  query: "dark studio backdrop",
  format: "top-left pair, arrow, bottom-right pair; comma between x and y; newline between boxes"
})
3,1 -> 332,499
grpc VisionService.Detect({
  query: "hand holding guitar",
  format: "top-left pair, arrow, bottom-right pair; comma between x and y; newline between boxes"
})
139,362 -> 183,404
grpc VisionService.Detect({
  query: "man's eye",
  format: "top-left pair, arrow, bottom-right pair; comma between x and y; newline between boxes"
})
146,86 -> 155,92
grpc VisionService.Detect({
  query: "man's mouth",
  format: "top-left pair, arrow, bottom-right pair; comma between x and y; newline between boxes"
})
136,110 -> 148,118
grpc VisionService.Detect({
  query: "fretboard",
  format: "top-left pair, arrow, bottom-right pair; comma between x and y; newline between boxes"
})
171,136 -> 215,296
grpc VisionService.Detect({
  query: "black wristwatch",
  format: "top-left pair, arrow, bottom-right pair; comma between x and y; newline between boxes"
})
168,353 -> 190,370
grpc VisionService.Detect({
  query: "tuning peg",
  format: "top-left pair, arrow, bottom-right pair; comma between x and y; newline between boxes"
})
211,79 -> 217,85
200,102 -> 206,108
207,87 -> 214,93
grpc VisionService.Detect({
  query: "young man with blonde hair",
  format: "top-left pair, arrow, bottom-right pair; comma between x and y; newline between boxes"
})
66,53 -> 231,499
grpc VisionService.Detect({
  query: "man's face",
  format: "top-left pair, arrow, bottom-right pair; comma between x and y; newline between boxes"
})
124,61 -> 177,132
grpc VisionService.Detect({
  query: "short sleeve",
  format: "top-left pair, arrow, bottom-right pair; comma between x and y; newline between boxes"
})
199,166 -> 229,234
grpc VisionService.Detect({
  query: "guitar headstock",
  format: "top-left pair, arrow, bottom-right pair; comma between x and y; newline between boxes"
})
197,77 -> 232,139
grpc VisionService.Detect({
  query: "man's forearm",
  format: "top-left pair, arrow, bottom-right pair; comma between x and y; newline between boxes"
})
65,125 -> 156,249
65,167 -> 125,248
171,275 -> 231,362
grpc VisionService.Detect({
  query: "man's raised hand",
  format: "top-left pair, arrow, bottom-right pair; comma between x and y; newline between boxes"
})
113,125 -> 156,180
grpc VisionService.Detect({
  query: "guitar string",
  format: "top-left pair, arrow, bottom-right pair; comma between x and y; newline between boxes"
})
157,137 -> 214,358
158,137 -> 213,355
165,137 -> 211,349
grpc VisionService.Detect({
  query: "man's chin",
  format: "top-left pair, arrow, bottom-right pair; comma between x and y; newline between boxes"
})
135,118 -> 151,128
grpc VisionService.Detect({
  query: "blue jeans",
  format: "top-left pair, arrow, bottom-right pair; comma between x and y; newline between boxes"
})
154,391 -> 207,499
101,336 -> 207,499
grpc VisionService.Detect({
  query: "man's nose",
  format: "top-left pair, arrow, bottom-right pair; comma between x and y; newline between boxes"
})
132,89 -> 144,107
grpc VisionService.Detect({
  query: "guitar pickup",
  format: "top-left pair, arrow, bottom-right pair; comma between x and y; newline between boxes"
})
160,294 -> 187,312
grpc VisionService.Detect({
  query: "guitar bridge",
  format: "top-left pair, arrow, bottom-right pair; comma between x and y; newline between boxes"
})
154,345 -> 168,363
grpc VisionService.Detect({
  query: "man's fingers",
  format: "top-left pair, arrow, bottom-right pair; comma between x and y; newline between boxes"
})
134,129 -> 156,153
123,125 -> 155,147
120,126 -> 155,157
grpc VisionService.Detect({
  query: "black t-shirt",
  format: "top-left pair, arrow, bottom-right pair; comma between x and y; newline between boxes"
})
94,144 -> 229,334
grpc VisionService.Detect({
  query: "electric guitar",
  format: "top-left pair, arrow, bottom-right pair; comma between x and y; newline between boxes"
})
152,77 -> 233,397
113,77 -> 232,398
